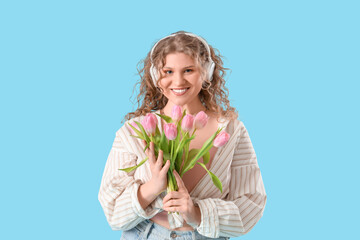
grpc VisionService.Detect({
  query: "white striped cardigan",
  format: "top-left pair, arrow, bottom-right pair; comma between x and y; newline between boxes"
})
98,110 -> 267,238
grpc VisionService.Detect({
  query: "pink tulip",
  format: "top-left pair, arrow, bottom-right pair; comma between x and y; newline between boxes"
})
181,114 -> 194,132
213,131 -> 230,147
148,113 -> 158,125
194,111 -> 208,130
141,113 -> 157,135
164,123 -> 177,140
171,105 -> 182,122
127,121 -> 139,135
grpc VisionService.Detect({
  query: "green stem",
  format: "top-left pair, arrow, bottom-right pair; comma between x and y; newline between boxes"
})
183,143 -> 189,176
192,128 -> 197,137
170,140 -> 174,164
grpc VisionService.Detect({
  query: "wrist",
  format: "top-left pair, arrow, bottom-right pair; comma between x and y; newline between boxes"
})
147,179 -> 165,196
137,181 -> 158,210
194,205 -> 201,226
187,205 -> 201,229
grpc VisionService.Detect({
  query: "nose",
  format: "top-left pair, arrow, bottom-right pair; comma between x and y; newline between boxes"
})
172,71 -> 186,85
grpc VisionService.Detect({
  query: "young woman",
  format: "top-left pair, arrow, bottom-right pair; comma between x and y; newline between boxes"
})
98,31 -> 267,240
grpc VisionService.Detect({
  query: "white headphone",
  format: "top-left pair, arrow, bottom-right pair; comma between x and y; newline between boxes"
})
149,32 -> 215,87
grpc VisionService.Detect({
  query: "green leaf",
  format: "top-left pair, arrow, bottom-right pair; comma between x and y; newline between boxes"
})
188,148 -> 200,161
118,157 -> 149,173
181,129 -> 220,174
175,132 -> 194,155
182,109 -> 187,119
155,124 -> 161,136
155,113 -> 173,123
163,152 -> 171,163
181,127 -> 226,176
159,132 -> 169,153
183,148 -> 200,169
175,123 -> 181,144
154,134 -> 161,145
127,123 -> 144,139
134,121 -> 150,143
144,141 -> 150,152
175,148 -> 183,172
197,162 -> 223,193
203,151 -> 210,165
167,169 -> 178,192
129,135 -> 143,140
185,135 -> 195,144
208,171 -> 223,193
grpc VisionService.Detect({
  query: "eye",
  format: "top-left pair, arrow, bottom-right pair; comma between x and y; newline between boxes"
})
185,69 -> 193,73
164,70 -> 173,74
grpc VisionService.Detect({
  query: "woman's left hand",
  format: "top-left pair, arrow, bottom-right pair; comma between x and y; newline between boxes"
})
162,170 -> 201,226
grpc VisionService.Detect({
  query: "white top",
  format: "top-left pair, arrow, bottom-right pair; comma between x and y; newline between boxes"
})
98,110 -> 267,238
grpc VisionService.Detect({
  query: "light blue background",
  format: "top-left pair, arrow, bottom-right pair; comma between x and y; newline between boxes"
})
1,0 -> 359,239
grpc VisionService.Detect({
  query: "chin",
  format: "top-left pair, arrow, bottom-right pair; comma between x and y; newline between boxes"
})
170,99 -> 187,106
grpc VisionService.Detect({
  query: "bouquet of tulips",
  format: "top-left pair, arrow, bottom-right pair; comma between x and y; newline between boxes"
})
119,105 -> 230,195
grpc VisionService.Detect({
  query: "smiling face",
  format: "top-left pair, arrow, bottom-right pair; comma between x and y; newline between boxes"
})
158,52 -> 204,110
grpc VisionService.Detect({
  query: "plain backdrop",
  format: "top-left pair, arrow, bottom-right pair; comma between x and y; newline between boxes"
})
0,0 -> 359,239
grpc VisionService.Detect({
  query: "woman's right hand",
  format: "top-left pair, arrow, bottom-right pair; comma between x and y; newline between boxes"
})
142,140 -> 170,195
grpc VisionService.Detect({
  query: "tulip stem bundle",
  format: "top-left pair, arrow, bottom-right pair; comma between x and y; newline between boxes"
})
119,106 -> 230,196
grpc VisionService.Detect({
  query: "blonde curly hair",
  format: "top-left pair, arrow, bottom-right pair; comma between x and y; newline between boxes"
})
124,30 -> 238,122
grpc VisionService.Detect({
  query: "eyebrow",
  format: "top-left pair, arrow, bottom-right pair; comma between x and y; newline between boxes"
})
162,65 -> 195,69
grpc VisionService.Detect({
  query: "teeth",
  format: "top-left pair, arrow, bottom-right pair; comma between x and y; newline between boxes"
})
172,88 -> 188,93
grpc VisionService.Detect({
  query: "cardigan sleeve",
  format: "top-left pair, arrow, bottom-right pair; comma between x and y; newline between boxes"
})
193,121 -> 267,238
98,127 -> 163,231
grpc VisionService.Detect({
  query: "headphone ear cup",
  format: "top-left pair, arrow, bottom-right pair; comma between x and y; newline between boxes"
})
207,61 -> 215,81
150,64 -> 158,86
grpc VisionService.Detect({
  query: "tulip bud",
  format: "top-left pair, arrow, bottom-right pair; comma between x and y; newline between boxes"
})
141,113 -> 157,135
213,131 -> 230,147
181,114 -> 194,132
171,105 -> 182,122
194,111 -> 208,130
148,113 -> 158,125
164,123 -> 177,140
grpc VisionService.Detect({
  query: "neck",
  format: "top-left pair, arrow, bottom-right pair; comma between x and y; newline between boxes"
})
162,98 -> 207,116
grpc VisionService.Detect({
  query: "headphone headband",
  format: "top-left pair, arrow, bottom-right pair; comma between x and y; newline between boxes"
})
149,32 -> 215,87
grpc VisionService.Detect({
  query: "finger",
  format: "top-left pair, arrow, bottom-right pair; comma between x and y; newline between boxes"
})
173,170 -> 186,191
143,140 -> 148,153
141,140 -> 146,148
160,159 -> 170,175
163,206 -> 180,213
163,191 -> 183,204
144,142 -> 149,155
156,150 -> 163,169
150,141 -> 154,154
163,199 -> 183,208
148,142 -> 156,165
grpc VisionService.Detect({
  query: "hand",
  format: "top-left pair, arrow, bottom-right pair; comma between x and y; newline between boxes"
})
162,170 -> 201,227
142,140 -> 170,196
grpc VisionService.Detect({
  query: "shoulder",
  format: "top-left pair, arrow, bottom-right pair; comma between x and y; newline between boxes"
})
111,114 -> 149,153
114,114 -> 147,141
219,116 -> 243,136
